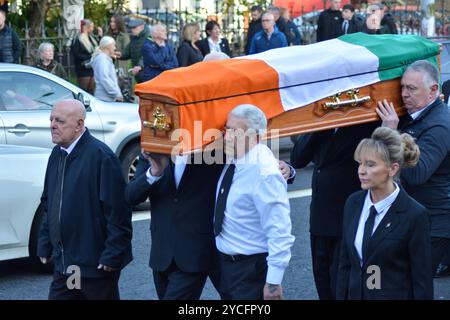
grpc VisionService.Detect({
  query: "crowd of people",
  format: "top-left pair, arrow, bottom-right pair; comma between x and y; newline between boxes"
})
1,1 -> 447,101
34,57 -> 450,301
1,1 -> 450,301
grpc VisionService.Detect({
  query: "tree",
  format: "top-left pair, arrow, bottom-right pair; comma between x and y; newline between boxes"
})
7,0 -> 59,37
28,0 -> 49,38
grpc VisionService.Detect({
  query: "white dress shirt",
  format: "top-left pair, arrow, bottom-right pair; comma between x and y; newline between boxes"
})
146,154 -> 188,188
215,143 -> 295,284
354,183 -> 400,265
409,99 -> 434,120
60,129 -> 85,155
207,37 -> 222,53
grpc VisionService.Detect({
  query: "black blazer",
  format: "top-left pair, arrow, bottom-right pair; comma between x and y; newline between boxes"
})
443,80 -> 450,104
316,8 -> 343,42
340,16 -> 363,35
336,188 -> 433,300
196,37 -> 232,58
245,19 -> 262,54
176,41 -> 203,67
399,98 -> 450,238
125,154 -> 224,273
290,123 -> 377,237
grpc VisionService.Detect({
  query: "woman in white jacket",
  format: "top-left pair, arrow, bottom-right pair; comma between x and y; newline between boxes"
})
91,36 -> 123,102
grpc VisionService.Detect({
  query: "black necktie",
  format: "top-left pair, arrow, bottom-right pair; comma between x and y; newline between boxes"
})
342,20 -> 349,34
362,205 -> 377,264
214,164 -> 235,236
399,113 -> 414,130
49,149 -> 68,244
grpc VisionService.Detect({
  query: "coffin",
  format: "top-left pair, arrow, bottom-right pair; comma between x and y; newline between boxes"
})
135,33 -> 440,154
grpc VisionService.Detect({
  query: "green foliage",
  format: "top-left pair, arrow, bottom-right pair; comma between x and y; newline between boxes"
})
7,0 -> 114,36
84,0 -> 111,31
5,2 -> 29,37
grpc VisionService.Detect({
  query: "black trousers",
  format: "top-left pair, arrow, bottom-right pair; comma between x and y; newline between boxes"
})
310,234 -> 341,300
208,264 -> 226,299
432,237 -> 450,272
49,272 -> 120,300
153,261 -> 208,300
219,252 -> 268,300
441,247 -> 450,266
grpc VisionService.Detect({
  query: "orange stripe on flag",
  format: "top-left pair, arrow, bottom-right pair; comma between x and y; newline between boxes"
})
135,58 -> 284,152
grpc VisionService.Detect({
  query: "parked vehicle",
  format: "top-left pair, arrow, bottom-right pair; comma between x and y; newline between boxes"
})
0,63 -> 141,182
0,145 -> 50,264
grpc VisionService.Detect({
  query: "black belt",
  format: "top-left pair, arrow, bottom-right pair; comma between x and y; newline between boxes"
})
220,252 -> 267,262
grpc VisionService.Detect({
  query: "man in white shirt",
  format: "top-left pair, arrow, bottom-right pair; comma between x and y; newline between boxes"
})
125,121 -> 295,300
215,104 -> 295,300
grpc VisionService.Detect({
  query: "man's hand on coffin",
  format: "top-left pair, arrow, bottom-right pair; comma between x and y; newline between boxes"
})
142,150 -> 169,177
278,160 -> 292,181
376,99 -> 399,129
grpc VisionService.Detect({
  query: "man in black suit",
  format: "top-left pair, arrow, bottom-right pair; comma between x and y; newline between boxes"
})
196,20 -> 232,58
125,151 -> 222,300
125,148 -> 294,300
245,5 -> 263,55
340,4 -> 362,35
316,0 -> 343,42
377,60 -> 450,275
290,123 -> 377,300
442,79 -> 450,105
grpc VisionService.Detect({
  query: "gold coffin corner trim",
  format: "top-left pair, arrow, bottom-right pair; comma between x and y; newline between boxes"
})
323,88 -> 371,110
143,106 -> 172,132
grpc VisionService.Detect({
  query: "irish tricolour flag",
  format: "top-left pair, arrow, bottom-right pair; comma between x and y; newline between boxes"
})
135,33 -> 439,151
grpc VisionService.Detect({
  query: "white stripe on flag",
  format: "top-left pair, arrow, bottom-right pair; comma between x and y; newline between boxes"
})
241,39 -> 380,111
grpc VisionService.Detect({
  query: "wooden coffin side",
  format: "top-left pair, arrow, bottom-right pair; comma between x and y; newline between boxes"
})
139,79 -> 403,154
139,96 -> 180,155
265,78 -> 403,140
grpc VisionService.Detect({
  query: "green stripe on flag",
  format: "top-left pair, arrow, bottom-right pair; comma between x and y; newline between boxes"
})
339,33 -> 440,81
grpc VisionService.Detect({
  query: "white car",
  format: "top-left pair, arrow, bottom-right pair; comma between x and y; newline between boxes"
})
0,63 -> 141,182
0,144 -> 50,263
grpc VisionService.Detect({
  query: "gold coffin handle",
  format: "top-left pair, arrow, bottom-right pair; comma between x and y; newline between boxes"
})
143,106 -> 172,131
323,89 -> 371,110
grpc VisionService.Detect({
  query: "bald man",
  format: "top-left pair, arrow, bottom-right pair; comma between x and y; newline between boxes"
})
141,23 -> 178,82
37,99 -> 133,300
249,12 -> 288,54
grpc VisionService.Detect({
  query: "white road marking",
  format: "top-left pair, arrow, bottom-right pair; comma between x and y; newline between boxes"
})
288,188 -> 312,199
132,212 -> 151,222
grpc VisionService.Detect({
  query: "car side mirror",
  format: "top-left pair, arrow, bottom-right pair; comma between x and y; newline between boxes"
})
77,92 -> 91,110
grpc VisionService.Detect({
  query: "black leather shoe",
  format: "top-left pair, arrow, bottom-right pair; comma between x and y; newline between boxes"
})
434,263 -> 450,278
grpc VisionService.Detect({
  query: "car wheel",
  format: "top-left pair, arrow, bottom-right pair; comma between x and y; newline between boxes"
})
29,205 -> 53,273
120,142 -> 141,183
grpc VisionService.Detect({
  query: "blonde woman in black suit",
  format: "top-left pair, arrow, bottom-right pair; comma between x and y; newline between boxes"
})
336,127 -> 433,300
177,23 -> 203,67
